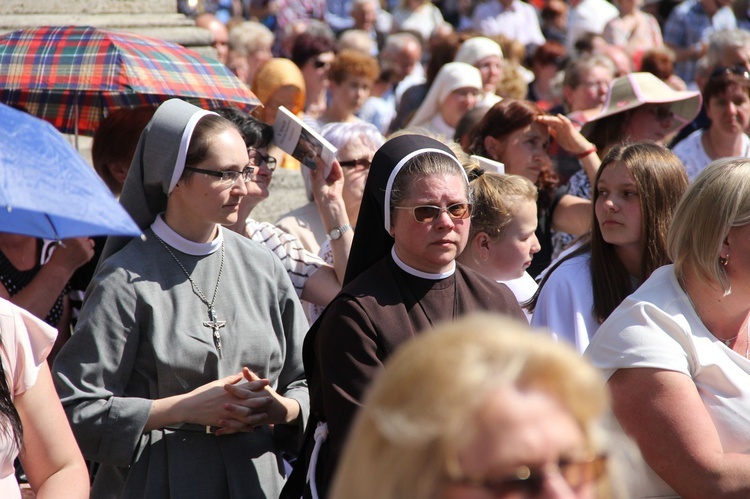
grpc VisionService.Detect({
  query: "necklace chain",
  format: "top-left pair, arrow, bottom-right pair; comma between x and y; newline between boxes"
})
155,234 -> 226,358
678,272 -> 749,358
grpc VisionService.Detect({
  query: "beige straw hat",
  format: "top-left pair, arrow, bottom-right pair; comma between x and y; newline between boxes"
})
581,72 -> 702,137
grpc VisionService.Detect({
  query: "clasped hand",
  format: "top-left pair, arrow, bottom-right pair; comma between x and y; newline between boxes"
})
214,367 -> 299,436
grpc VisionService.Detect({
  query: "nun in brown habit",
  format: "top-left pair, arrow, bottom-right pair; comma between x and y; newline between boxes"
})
282,134 -> 525,499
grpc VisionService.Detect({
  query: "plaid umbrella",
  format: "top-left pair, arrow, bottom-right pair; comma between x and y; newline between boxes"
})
0,25 -> 260,136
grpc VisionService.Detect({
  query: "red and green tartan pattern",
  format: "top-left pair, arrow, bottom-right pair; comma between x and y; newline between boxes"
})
0,25 -> 260,135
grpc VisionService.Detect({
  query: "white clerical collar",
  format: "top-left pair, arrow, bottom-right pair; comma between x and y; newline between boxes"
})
392,246 -> 456,280
430,113 -> 456,139
150,214 -> 223,256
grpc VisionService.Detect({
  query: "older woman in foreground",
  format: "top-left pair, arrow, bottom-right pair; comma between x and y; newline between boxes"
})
587,157 -> 750,498
332,313 -> 621,499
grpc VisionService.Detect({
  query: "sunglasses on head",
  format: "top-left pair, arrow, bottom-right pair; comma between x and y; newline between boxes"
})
394,203 -> 472,223
710,65 -> 750,79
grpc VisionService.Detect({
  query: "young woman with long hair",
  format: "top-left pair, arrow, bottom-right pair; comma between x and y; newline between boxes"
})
528,142 -> 688,352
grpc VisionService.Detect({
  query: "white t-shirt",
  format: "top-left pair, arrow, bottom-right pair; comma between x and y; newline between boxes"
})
672,129 -> 750,181
500,271 -> 538,323
531,252 -> 599,353
586,265 -> 750,498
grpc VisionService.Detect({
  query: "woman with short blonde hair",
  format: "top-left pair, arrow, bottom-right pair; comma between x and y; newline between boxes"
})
331,313 -> 615,499
668,157 -> 750,294
588,157 -> 750,496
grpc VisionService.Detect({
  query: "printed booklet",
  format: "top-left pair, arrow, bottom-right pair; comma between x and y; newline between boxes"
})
470,154 -> 505,174
273,106 -> 337,178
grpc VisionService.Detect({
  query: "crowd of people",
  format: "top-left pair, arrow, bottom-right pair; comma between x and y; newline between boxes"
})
3,0 -> 750,498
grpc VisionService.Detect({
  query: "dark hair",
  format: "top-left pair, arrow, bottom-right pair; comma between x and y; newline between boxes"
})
0,343 -> 22,452
640,47 -> 676,81
526,142 -> 688,322
291,32 -> 336,68
584,111 -> 632,156
214,106 -> 274,148
424,32 -> 467,85
454,105 -> 489,145
702,67 -> 750,105
183,114 -> 239,178
467,99 -> 559,208
92,106 -> 156,194
530,41 -> 568,69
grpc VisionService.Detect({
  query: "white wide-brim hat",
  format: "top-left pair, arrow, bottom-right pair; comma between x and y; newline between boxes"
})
581,72 -> 702,137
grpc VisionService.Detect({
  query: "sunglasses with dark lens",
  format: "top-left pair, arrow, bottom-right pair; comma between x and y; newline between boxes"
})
394,203 -> 472,223
184,165 -> 255,184
247,148 -> 277,172
647,105 -> 675,122
338,158 -> 371,169
448,454 -> 607,497
313,59 -> 328,69
710,65 -> 750,79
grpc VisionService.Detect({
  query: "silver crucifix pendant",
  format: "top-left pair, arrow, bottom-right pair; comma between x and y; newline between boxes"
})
203,308 -> 227,359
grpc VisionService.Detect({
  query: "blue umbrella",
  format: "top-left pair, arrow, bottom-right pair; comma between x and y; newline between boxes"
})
0,103 -> 142,239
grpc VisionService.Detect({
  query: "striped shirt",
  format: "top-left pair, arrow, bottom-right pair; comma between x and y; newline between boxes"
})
246,219 -> 325,299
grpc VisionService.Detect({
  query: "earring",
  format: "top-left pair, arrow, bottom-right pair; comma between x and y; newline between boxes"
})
720,253 -> 730,266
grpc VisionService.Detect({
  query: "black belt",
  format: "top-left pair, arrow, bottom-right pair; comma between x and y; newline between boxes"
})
164,423 -> 216,434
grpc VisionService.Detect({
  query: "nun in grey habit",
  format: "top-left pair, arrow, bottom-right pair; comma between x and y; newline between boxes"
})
52,99 -> 309,498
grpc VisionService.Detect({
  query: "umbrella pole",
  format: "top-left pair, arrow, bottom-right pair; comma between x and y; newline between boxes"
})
74,92 -> 79,150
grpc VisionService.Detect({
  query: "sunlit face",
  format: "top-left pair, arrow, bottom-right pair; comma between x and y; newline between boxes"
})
706,85 -> 750,135
439,387 -> 596,499
262,85 -> 302,124
391,173 -> 471,274
476,55 -> 504,94
722,46 -> 750,72
302,51 -> 335,95
228,50 -> 250,84
485,200 -> 540,280
567,66 -> 613,111
208,23 -> 229,66
595,162 -> 642,253
330,75 -> 373,113
337,139 -> 377,226
353,0 -> 377,31
442,87 -> 481,128
724,223 -> 750,293
490,122 -> 550,184
175,128 -> 250,227
244,146 -> 274,202
623,103 -> 676,144
394,43 -> 422,79
246,43 -> 273,85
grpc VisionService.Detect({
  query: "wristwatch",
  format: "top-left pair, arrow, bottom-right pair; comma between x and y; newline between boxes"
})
327,224 -> 351,241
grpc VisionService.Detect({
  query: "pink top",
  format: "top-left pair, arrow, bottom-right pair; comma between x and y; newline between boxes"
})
0,298 -> 56,499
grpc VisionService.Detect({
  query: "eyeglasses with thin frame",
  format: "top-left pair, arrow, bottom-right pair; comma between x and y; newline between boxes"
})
184,165 -> 255,184
394,203 -> 472,223
338,158 -> 371,169
446,454 -> 607,497
247,148 -> 277,172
